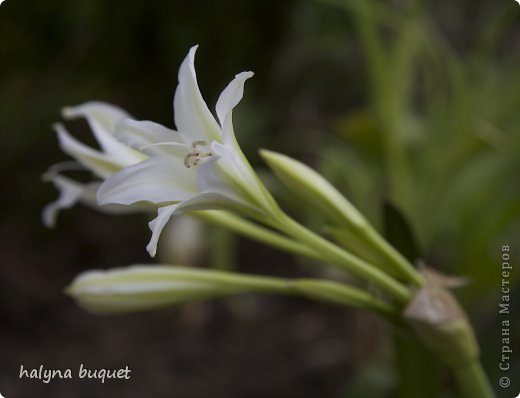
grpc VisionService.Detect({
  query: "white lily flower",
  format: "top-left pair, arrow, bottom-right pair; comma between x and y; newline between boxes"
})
43,102 -> 146,226
57,101 -> 145,178
97,45 -> 278,257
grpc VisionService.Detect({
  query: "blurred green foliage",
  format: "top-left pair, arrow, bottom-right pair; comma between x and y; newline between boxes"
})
308,0 -> 520,305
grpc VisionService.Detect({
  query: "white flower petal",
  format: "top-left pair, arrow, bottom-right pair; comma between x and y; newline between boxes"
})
146,192 -> 242,257
147,204 -> 179,257
79,182 -> 151,215
42,170 -> 143,227
55,123 -> 123,179
216,71 -> 254,128
173,45 -> 221,143
197,155 -> 249,206
97,156 -> 198,206
42,174 -> 87,228
177,191 -> 244,212
220,106 -> 240,146
208,140 -> 271,212
115,118 -> 186,157
212,141 -> 261,196
62,101 -> 143,165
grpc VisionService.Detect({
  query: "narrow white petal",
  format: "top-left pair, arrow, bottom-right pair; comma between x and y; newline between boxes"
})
62,101 -> 143,165
79,181 -> 150,215
215,117 -> 254,186
177,191 -> 244,212
220,107 -> 240,146
197,155 -> 248,205
42,166 -> 146,224
146,191 -> 248,258
55,123 -> 123,178
207,140 -> 268,211
97,156 -> 198,206
211,141 -> 259,194
146,195 -> 222,258
173,45 -> 222,143
115,118 -> 187,157
146,204 -> 179,257
216,71 -> 254,128
42,174 -> 87,227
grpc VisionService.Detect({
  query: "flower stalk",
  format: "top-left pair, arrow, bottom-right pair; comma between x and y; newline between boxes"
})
193,210 -> 320,261
452,360 -> 495,398
66,265 -> 396,316
272,212 -> 412,304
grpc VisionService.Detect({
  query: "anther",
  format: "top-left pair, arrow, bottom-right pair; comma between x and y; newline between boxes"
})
183,141 -> 213,168
192,140 -> 207,149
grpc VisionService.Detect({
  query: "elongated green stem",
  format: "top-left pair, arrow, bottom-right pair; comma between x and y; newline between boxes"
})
290,279 -> 398,316
178,268 -> 290,294
191,211 -> 408,307
193,210 -> 320,261
273,213 -> 412,303
355,224 -> 424,286
193,211 -> 411,303
199,271 -> 397,315
393,332 -> 443,398
452,360 -> 495,398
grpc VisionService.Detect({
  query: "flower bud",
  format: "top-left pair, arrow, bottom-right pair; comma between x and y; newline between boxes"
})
260,150 -> 368,230
66,266 -> 244,314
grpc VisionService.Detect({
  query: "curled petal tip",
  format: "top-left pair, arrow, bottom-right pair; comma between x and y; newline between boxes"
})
186,45 -> 199,64
146,249 -> 156,257
61,106 -> 72,118
52,122 -> 63,132
146,244 -> 157,258
238,71 -> 254,79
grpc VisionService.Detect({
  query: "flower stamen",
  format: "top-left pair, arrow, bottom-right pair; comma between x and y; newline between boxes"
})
184,140 -> 213,168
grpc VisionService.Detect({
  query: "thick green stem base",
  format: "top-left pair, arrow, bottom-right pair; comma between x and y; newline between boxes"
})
452,360 -> 495,398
